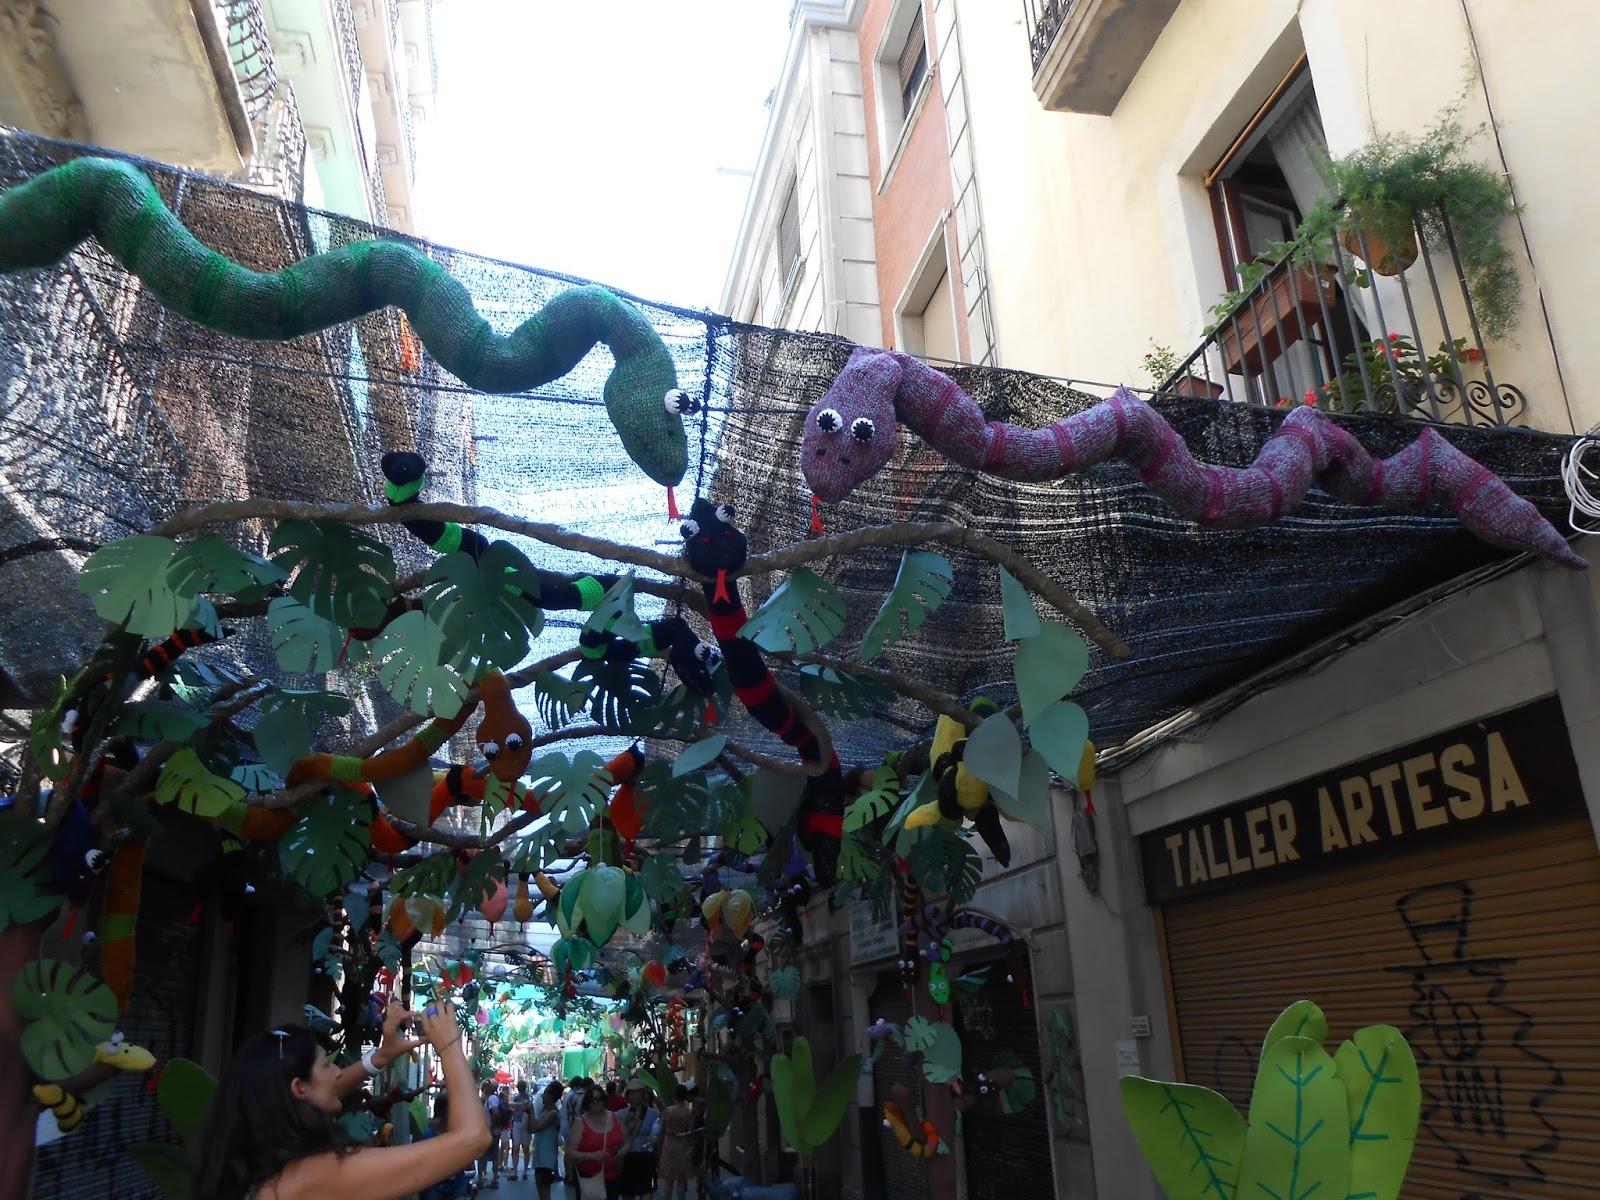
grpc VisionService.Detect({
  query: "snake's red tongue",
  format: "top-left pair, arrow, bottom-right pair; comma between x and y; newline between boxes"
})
809,493 -> 826,535
713,569 -> 732,605
666,486 -> 681,520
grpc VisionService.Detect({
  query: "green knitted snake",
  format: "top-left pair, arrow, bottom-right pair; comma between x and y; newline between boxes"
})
0,156 -> 697,487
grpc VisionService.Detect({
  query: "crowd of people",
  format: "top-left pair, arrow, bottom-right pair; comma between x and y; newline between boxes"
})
458,1072 -> 708,1200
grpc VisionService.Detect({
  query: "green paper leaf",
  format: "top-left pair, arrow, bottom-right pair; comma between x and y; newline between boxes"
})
372,610 -> 470,718
376,928 -> 402,971
843,766 -> 900,832
722,800 -> 768,855
14,959 -> 117,1080
111,700 -> 208,743
987,748 -> 1050,833
801,1053 -> 864,1152
78,536 -> 193,637
266,595 -> 346,675
1015,622 -> 1088,724
921,1022 -> 963,1084
408,1095 -> 431,1136
998,565 -> 1042,641
637,853 -> 686,904
704,1073 -> 734,1140
859,551 -> 953,661
0,813 -> 62,932
572,654 -> 661,733
739,569 -> 846,654
255,688 -> 352,778
125,1142 -> 187,1199
279,792 -> 372,895
795,663 -> 895,720
673,734 -> 727,778
768,966 -> 801,1002
771,1037 -> 815,1153
906,828 -> 982,905
448,852 -> 507,923
1028,701 -> 1089,786
1335,1025 -> 1420,1200
534,669 -> 595,731
886,770 -> 934,854
900,1016 -> 937,1054
155,748 -> 245,818
583,573 -> 649,645
1120,1076 -> 1246,1200
962,712 -> 1022,801
422,542 -> 546,671
390,852 -> 455,898
528,751 -> 614,835
749,767 -> 806,832
839,833 -> 881,883
167,535 -> 285,600
1263,999 -> 1328,1059
269,520 -> 395,629
1238,1037 -> 1350,1200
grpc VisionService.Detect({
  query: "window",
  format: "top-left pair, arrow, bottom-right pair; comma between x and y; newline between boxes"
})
776,177 -> 801,290
896,7 -> 928,125
896,222 -> 961,360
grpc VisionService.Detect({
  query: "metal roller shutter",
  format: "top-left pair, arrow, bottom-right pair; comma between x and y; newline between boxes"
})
868,973 -> 925,1200
1161,815 -> 1600,1200
954,953 -> 1052,1200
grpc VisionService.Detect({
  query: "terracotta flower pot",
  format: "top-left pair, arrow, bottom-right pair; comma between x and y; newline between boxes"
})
1341,219 -> 1419,277
1169,374 -> 1225,400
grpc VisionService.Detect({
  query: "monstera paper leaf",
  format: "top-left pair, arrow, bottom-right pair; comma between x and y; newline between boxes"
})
266,596 -> 347,674
582,573 -> 649,645
551,936 -> 596,978
167,535 -> 285,601
423,543 -> 546,671
78,536 -> 194,638
859,551 -> 953,661
795,663 -> 895,720
739,569 -> 847,654
905,829 -> 982,906
155,748 -> 245,819
0,812 -> 63,932
255,688 -> 353,778
771,1037 -> 864,1155
14,959 -> 118,1080
535,669 -> 596,730
528,751 -> 614,835
372,610 -> 470,718
572,654 -> 661,733
279,792 -> 372,895
269,520 -> 395,630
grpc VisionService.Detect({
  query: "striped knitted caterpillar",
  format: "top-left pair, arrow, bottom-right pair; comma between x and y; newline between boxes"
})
803,347 -> 1584,569
0,156 -> 698,490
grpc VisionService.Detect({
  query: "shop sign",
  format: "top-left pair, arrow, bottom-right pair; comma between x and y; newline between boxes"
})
1140,697 -> 1583,904
849,892 -> 899,963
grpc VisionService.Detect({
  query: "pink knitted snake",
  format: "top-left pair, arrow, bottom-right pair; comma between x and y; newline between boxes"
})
802,347 -> 1584,569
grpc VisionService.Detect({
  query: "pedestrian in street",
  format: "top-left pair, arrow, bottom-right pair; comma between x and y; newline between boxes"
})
656,1085 -> 700,1200
530,1079 -> 565,1200
187,998 -> 488,1200
421,1096 -> 474,1200
496,1084 -> 515,1177
509,1079 -> 534,1181
617,1079 -> 660,1199
558,1076 -> 589,1197
477,1080 -> 503,1190
566,1084 -> 625,1199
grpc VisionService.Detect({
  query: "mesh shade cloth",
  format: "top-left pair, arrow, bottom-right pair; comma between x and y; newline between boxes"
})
0,130 -> 1578,769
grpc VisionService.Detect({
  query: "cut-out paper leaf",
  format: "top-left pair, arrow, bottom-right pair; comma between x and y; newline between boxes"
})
906,829 -> 982,905
279,792 -> 372,895
1120,1076 -> 1246,1200
921,1022 -> 963,1084
125,1142 -> 186,1198
1335,1025 -> 1420,1200
255,688 -> 353,778
989,748 -> 1050,833
962,711 -> 1022,800
0,813 -> 62,932
637,853 -> 686,905
269,520 -> 395,630
740,569 -> 847,654
900,1016 -> 938,1054
768,965 -> 801,1002
14,959 -> 118,1080
229,762 -> 284,795
583,573 -> 649,645
572,654 -> 661,733
839,833 -> 881,883
267,596 -> 346,675
843,766 -> 901,832
155,1057 -> 218,1142
448,853 -> 507,923
801,1050 -> 864,1152
721,801 -> 768,855
1027,701 -> 1089,786
749,767 -> 807,832
78,536 -> 193,637
673,734 -> 727,778
168,535 -> 285,600
155,748 -> 245,818
859,551 -> 953,661
795,663 -> 895,720
423,542 -> 546,670
998,565 -> 1042,641
528,751 -> 614,835
534,669 -> 595,730
771,1037 -> 814,1154
1238,1037 -> 1349,1200
372,610 -> 470,718
391,852 -> 455,898
111,700 -> 207,743
1014,622 -> 1089,725
1263,998 -> 1329,1058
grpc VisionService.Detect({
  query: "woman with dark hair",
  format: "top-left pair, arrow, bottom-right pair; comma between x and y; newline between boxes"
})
564,1084 -> 624,1199
188,998 -> 489,1200
529,1079 -> 565,1200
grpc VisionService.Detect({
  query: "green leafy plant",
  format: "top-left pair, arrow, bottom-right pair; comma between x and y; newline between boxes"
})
1120,999 -> 1419,1200
770,1036 -> 864,1155
859,551 -> 953,661
1316,332 -> 1484,413
1141,341 -> 1181,388
740,569 -> 847,654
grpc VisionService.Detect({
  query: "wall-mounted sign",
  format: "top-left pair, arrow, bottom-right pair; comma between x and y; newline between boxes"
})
850,893 -> 899,964
1140,697 -> 1583,904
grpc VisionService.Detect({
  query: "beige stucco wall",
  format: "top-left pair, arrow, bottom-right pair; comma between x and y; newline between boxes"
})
955,0 -> 1600,434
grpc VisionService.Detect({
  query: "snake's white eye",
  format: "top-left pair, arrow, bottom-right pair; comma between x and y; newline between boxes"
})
815,408 -> 843,434
504,733 -> 524,753
714,503 -> 734,524
664,389 -> 700,416
851,417 -> 876,442
482,740 -> 501,760
85,849 -> 108,874
693,642 -> 721,668
679,519 -> 700,540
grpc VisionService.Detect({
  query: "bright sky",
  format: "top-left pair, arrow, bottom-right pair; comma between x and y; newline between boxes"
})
414,0 -> 793,312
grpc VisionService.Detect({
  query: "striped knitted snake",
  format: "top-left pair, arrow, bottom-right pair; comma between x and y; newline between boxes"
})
804,347 -> 1584,568
0,156 -> 698,489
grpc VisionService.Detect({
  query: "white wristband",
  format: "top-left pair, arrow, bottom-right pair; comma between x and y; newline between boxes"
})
362,1047 -> 383,1076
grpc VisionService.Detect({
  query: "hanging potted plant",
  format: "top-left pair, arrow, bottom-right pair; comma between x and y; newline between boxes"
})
1298,107 -> 1521,338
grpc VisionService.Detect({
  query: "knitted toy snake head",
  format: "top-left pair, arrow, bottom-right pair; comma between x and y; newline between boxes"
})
802,350 -> 902,502
679,497 -> 747,576
476,670 -> 533,784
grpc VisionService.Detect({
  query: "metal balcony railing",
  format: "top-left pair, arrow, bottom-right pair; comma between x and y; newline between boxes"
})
1158,213 -> 1526,428
215,0 -> 278,121
1024,0 -> 1075,72
239,82 -> 308,203
331,0 -> 367,113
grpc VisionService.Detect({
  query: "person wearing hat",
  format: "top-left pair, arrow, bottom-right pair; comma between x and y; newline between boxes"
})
617,1079 -> 661,1199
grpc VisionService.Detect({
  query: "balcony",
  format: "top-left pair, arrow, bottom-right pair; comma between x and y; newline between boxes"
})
1025,0 -> 1181,115
1158,214 -> 1526,428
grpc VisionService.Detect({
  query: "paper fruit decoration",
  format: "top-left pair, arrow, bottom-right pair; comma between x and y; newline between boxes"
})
479,873 -> 508,925
1120,1000 -> 1419,1200
770,1036 -> 863,1155
555,864 -> 649,948
702,888 -> 754,938
642,960 -> 668,990
513,874 -> 535,923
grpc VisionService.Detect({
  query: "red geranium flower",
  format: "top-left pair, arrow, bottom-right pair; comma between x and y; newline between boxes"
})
1302,389 -> 1318,405
1463,346 -> 1484,363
